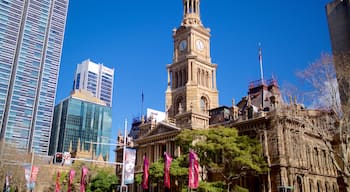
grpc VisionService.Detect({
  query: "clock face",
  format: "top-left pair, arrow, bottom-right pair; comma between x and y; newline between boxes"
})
179,40 -> 187,51
196,39 -> 204,51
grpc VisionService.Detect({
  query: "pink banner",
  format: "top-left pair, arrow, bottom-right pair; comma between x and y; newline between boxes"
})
188,150 -> 199,189
55,171 -> 60,192
68,169 -> 75,192
80,166 -> 88,192
164,152 -> 172,189
142,155 -> 149,189
30,166 -> 39,182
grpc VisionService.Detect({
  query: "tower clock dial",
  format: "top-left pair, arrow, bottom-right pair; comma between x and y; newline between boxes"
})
179,40 -> 187,51
196,39 -> 204,51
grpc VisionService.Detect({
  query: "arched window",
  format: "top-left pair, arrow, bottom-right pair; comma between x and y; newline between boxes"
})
325,182 -> 330,192
200,96 -> 208,112
178,71 -> 182,87
174,72 -> 178,88
296,176 -> 303,192
333,183 -> 338,192
317,181 -> 321,192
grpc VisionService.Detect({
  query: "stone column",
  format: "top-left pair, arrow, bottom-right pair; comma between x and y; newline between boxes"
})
167,68 -> 171,87
182,69 -> 186,86
187,0 -> 189,14
212,70 -> 216,89
191,0 -> 194,13
188,63 -> 192,84
197,69 -> 201,85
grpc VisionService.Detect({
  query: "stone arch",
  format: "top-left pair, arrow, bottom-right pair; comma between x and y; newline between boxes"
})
295,175 -> 303,192
200,96 -> 209,112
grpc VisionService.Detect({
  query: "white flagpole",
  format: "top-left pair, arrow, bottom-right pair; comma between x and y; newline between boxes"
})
258,42 -> 264,83
121,119 -> 128,192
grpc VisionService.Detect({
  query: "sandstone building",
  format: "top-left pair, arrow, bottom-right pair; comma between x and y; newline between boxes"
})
129,0 -> 342,191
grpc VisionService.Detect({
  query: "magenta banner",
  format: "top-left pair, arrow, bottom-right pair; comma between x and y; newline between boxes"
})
80,166 -> 88,192
142,155 -> 149,189
188,150 -> 199,189
164,152 -> 172,189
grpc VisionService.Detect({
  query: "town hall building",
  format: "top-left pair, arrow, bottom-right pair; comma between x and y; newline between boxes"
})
129,0 -> 342,191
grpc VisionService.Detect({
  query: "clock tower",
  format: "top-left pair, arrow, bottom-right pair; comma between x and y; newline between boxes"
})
165,0 -> 219,129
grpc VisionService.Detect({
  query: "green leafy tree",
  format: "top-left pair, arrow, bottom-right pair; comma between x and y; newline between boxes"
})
197,181 -> 225,192
176,126 -> 267,191
149,159 -> 164,187
87,170 -> 118,192
147,155 -> 187,191
170,155 -> 188,191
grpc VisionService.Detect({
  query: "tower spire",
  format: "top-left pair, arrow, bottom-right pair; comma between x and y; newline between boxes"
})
182,0 -> 202,26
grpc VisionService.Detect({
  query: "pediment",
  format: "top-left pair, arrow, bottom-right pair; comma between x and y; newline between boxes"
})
145,122 -> 181,137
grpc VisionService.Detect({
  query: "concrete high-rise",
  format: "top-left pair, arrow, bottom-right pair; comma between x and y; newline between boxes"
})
73,59 -> 114,107
0,0 -> 69,154
326,0 -> 350,107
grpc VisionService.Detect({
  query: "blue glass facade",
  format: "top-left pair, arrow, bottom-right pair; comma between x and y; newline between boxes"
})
49,96 -> 112,160
0,0 -> 69,154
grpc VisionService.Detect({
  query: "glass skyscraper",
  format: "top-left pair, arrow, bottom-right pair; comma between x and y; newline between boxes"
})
49,90 -> 112,160
73,59 -> 114,107
0,0 -> 69,154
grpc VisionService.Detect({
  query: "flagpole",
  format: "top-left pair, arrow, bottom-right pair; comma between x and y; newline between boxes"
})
29,151 -> 34,192
258,42 -> 264,83
141,90 -> 144,119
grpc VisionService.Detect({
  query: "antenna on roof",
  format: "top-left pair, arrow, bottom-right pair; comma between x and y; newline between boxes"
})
258,42 -> 264,83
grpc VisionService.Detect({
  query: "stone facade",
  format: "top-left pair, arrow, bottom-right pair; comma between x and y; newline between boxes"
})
129,0 -> 342,191
211,80 -> 340,192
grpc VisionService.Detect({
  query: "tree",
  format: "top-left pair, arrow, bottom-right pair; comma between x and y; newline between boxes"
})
296,53 -> 350,191
87,169 -> 118,192
176,127 -> 267,191
148,159 -> 164,188
148,155 -> 224,191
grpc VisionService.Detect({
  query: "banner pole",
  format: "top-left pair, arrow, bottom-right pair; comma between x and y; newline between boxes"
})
121,119 -> 128,192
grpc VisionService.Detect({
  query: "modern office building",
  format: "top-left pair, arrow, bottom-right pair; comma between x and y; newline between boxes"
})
73,59 -> 114,107
0,0 -> 69,154
49,90 -> 112,161
326,0 -> 350,107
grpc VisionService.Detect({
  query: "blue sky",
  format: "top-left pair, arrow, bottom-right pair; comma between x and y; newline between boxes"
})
57,0 -> 332,159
